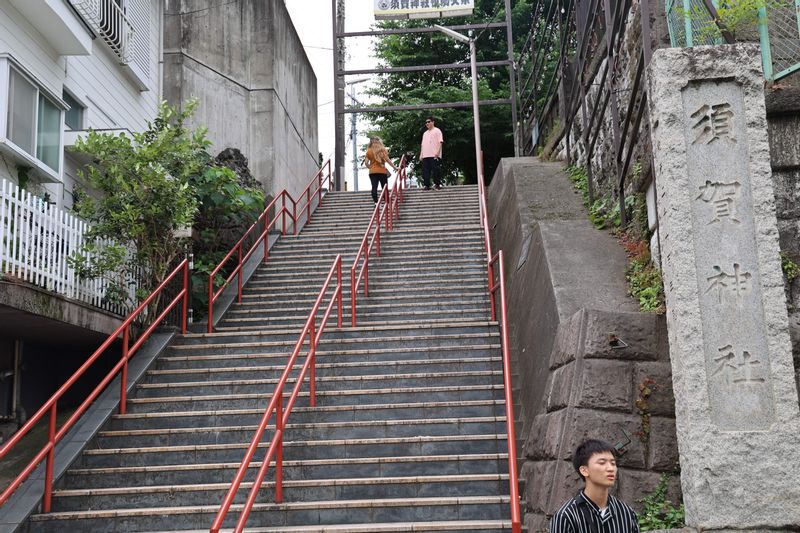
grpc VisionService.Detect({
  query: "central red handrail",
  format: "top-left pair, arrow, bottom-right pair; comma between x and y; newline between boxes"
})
207,160 -> 333,332
477,165 -> 522,533
0,258 -> 190,512
210,255 -> 343,533
350,156 -> 406,326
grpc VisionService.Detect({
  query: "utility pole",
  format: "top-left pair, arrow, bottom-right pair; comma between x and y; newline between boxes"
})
331,0 -> 346,190
347,78 -> 369,191
350,86 -> 358,191
504,0 -> 520,157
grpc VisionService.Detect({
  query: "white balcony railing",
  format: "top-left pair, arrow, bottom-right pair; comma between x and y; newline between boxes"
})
67,0 -> 150,87
0,178 -> 135,315
69,0 -> 133,62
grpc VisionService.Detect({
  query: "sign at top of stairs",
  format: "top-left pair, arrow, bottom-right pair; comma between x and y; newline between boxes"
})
23,186 -> 516,532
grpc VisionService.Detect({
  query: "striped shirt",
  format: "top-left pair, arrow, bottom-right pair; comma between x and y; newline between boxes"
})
549,491 -> 640,533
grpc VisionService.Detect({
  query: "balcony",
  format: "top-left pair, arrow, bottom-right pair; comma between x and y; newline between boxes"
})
8,0 -> 92,56
67,0 -> 151,90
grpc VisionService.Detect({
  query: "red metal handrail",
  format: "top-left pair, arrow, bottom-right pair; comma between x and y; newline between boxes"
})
210,255 -> 343,533
350,156 -> 406,326
208,160 -> 333,332
0,258 -> 190,512
478,168 -> 522,533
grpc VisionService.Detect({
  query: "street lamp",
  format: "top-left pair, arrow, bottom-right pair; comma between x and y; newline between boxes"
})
434,25 -> 482,184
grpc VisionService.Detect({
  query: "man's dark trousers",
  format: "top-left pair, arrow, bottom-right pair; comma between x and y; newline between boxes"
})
421,157 -> 442,188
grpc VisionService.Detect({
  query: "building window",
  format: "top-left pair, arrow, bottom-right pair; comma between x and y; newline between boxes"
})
63,91 -> 84,131
2,62 -> 64,176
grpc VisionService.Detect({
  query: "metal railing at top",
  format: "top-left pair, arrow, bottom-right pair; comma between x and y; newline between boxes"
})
0,258 -> 190,512
207,160 -> 332,332
666,0 -> 800,81
210,255 -> 343,533
350,156 -> 407,327
476,165 -> 522,533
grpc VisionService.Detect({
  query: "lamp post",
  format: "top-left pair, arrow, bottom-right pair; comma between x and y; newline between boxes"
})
434,25 -> 482,183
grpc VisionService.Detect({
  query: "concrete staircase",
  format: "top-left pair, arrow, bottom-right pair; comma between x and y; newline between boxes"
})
23,186 -> 514,532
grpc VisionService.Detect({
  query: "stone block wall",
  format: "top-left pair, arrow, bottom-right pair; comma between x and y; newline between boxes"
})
523,308 -> 679,531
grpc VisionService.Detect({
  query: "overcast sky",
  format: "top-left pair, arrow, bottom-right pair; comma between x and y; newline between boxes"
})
285,0 -> 382,192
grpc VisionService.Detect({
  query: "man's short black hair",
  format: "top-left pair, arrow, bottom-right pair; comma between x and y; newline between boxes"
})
572,439 -> 616,481
426,116 -> 435,123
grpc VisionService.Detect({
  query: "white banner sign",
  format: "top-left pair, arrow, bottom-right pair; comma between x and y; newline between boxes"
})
374,0 -> 474,20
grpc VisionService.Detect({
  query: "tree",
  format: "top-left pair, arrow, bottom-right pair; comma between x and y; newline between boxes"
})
366,0 -> 532,184
70,102 -> 204,315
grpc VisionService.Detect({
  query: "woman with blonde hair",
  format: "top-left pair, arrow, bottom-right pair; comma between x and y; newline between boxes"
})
363,137 -> 399,204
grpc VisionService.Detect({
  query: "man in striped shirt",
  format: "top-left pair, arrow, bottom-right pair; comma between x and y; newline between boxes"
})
549,439 -> 640,533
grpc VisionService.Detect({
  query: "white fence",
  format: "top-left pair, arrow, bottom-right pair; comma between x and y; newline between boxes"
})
0,179 -> 132,314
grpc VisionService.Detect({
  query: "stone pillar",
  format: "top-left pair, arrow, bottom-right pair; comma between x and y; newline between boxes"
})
647,44 -> 800,529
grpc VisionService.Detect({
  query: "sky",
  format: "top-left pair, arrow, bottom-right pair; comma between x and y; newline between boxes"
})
284,0 -> 382,192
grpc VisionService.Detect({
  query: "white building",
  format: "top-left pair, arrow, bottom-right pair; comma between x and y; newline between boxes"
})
0,0 -> 164,210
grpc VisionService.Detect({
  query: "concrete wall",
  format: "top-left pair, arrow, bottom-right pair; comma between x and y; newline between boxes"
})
765,91 -> 800,392
487,158 -> 680,530
163,0 -> 319,199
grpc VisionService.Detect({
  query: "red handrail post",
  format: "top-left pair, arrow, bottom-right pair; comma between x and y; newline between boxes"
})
350,268 -> 357,327
336,259 -> 343,329
207,275 -> 214,334
237,244 -> 243,304
282,194 -> 287,236
119,326 -> 130,415
489,262 -> 497,321
309,323 -> 317,408
181,260 -> 189,335
42,403 -> 56,513
264,213 -> 270,262
275,391 -> 283,504
293,201 -> 298,236
364,257 -> 369,297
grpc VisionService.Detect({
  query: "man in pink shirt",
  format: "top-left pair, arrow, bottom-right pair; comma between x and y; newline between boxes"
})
419,116 -> 444,190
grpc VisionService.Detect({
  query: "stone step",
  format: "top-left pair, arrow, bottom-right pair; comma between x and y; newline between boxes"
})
164,520 -> 510,532
157,344 -> 501,370
27,495 -> 509,533
249,256 -> 485,275
77,434 -> 509,468
50,474 -> 510,512
269,238 -> 483,259
225,295 -> 491,315
63,453 -> 508,490
95,416 -> 507,447
215,309 -> 491,330
169,331 -> 501,356
111,399 -> 506,431
174,321 -> 499,347
133,370 -> 504,398
125,384 -> 505,413
234,290 -> 489,307
238,271 -> 484,289
146,357 -> 501,383
259,247 -> 487,266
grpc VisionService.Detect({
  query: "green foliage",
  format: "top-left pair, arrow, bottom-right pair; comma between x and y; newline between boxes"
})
683,0 -> 790,42
366,0 -> 532,185
781,251 -> 800,283
191,165 -> 265,319
70,101 -> 204,314
638,474 -> 685,530
566,165 -> 589,206
627,247 -> 665,313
